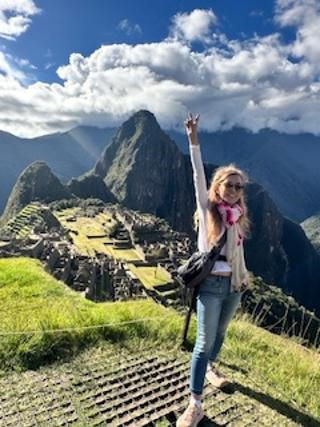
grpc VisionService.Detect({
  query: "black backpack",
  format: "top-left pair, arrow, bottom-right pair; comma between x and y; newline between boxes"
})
177,231 -> 227,289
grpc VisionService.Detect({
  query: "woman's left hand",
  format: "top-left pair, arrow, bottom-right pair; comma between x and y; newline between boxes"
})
184,112 -> 200,145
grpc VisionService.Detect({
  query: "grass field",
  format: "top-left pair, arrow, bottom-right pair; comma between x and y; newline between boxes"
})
0,257 -> 183,371
107,246 -> 141,260
224,318 -> 320,418
0,256 -> 320,419
128,264 -> 172,288
55,209 -> 142,260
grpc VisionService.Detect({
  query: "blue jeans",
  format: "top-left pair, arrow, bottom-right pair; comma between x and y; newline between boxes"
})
190,275 -> 242,395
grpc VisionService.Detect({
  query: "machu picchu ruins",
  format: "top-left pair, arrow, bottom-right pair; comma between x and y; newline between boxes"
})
0,199 -> 193,308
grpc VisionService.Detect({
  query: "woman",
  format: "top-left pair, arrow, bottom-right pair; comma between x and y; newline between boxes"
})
177,113 -> 250,427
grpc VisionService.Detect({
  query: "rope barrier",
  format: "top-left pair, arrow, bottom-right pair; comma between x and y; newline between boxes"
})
0,313 -> 179,337
0,297 -> 151,314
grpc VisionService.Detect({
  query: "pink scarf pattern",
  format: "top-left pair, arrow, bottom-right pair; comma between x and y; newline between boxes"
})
216,202 -> 243,245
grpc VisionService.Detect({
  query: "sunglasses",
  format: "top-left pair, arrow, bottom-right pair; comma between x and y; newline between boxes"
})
223,182 -> 244,192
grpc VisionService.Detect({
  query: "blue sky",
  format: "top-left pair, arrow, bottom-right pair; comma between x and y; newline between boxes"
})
0,0 -> 320,137
4,0 -> 279,84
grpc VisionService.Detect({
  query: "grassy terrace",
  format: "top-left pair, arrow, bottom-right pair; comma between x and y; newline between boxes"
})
55,208 -> 141,260
0,257 -> 319,420
4,203 -> 42,238
128,264 -> 172,288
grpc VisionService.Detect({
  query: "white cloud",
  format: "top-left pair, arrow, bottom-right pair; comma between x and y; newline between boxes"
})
0,0 -> 40,40
44,62 -> 55,70
0,51 -> 13,74
275,0 -> 320,68
14,56 -> 36,69
170,9 -> 217,43
0,49 -> 37,85
117,18 -> 142,36
250,10 -> 265,18
0,51 -> 26,80
1,6 -> 320,137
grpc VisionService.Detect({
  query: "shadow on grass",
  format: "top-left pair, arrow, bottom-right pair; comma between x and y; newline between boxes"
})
174,353 -> 319,426
219,360 -> 249,376
169,410 -> 220,427
180,339 -> 194,352
4,324 -> 146,371
219,361 -> 319,425
199,416 -> 220,426
233,381 -> 320,427
189,382 -> 320,427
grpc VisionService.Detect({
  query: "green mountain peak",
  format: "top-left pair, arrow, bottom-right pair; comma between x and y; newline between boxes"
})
1,161 -> 72,224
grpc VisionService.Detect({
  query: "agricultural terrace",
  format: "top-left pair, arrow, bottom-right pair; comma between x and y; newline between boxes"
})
4,203 -> 43,238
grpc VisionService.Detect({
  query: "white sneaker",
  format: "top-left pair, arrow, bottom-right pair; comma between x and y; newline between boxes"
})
176,402 -> 204,427
206,365 -> 229,388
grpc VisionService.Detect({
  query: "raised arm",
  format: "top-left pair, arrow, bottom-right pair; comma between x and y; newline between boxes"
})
185,113 -> 208,211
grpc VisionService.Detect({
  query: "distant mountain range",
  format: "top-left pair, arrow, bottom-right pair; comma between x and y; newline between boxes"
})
0,126 -> 115,213
3,110 -> 319,317
1,119 -> 320,225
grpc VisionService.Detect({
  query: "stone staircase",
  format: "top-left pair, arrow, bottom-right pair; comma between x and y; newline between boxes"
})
153,281 -> 183,308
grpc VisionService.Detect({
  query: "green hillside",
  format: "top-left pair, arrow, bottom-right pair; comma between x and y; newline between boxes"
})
0,257 -> 319,425
1,161 -> 72,225
0,257 -> 183,371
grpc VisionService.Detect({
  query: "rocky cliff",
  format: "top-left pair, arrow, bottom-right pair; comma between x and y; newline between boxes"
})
67,173 -> 116,203
281,219 -> 320,310
301,213 -> 320,255
94,110 -> 195,231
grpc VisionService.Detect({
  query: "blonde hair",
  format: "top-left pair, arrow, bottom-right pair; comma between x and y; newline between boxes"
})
194,164 -> 250,245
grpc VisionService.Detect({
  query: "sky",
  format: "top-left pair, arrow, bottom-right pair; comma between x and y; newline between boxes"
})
0,0 -> 320,138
